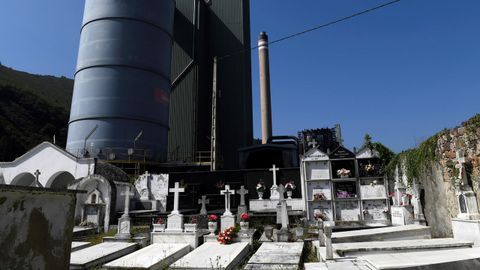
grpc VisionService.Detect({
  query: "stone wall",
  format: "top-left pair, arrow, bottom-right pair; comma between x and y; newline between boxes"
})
0,185 -> 78,270
392,116 -> 480,237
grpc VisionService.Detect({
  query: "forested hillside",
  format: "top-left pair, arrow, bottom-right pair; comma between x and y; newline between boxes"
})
0,65 -> 73,161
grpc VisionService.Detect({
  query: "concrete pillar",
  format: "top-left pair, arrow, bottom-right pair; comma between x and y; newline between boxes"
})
258,32 -> 273,144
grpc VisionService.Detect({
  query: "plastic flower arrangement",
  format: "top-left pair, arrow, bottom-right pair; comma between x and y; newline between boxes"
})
217,226 -> 237,244
383,207 -> 390,214
189,216 -> 198,224
313,192 -> 326,201
208,214 -> 218,222
285,181 -> 296,191
240,212 -> 249,221
337,168 -> 351,177
256,180 -> 266,192
362,208 -> 369,214
314,211 -> 327,221
215,181 -> 225,190
155,217 -> 165,224
365,163 -> 375,172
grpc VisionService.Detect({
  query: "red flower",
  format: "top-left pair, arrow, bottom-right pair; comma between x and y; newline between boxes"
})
208,214 -> 218,222
240,212 -> 249,221
155,218 -> 165,224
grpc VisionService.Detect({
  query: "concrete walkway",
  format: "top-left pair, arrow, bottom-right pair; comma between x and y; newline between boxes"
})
332,225 -> 431,243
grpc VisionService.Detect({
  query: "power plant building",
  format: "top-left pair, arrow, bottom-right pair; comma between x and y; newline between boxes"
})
169,0 -> 253,169
66,0 -> 253,170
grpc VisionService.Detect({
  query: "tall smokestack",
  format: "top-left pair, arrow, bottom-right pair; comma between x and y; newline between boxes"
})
258,32 -> 273,144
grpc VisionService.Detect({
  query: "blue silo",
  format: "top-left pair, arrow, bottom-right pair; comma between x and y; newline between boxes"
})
66,0 -> 175,161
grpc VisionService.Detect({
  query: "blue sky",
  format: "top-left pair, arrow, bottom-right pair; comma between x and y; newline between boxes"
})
1,0 -> 479,153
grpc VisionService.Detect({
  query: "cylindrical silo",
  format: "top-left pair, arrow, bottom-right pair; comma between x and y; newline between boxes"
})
66,0 -> 175,162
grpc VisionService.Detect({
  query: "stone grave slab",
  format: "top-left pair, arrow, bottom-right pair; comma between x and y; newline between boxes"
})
70,242 -> 137,269
103,243 -> 190,270
245,242 -> 304,270
151,230 -> 208,249
452,218 -> 480,246
362,247 -> 480,270
333,238 -> 473,257
71,241 -> 91,252
250,198 -> 304,212
331,224 -> 431,243
170,242 -> 250,270
390,205 -> 414,226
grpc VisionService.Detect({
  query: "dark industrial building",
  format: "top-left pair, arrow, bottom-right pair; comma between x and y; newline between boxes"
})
66,0 -> 253,171
169,0 -> 253,169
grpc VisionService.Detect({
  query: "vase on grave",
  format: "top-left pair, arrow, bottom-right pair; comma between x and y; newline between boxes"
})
208,222 -> 217,235
240,221 -> 249,231
257,191 -> 264,200
286,190 -> 293,199
264,225 -> 274,240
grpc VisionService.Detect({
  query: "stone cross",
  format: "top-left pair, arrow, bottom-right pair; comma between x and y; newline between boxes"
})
269,164 -> 280,199
269,164 -> 279,186
31,169 -> 43,188
169,182 -> 185,214
221,185 -> 235,215
121,186 -> 135,218
237,185 -> 249,206
455,149 -> 467,187
198,195 -> 209,215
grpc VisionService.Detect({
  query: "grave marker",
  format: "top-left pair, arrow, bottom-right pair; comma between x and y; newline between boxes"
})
166,182 -> 185,232
115,186 -> 134,239
198,195 -> 209,215
269,164 -> 280,199
220,185 -> 236,231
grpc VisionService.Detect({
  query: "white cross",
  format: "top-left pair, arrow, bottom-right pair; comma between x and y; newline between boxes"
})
237,185 -> 249,206
269,164 -> 279,186
169,182 -> 185,214
120,186 -> 135,217
144,171 -> 151,178
221,185 -> 235,215
198,195 -> 210,215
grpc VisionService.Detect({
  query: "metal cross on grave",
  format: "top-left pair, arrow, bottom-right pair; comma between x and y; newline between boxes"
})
31,169 -> 43,188
169,182 -> 185,215
121,186 -> 135,218
237,185 -> 249,206
198,195 -> 210,215
220,185 -> 235,215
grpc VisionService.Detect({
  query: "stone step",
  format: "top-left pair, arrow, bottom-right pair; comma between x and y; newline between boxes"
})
333,238 -> 474,257
332,225 -> 431,243
170,242 -> 250,270
304,262 -> 328,270
245,242 -> 304,270
103,243 -> 190,269
362,247 -> 480,270
70,242 -> 138,270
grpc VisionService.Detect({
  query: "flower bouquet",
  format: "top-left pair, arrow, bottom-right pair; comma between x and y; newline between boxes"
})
337,168 -> 351,178
285,181 -> 296,199
217,226 -> 238,244
153,217 -> 165,232
313,192 -> 326,201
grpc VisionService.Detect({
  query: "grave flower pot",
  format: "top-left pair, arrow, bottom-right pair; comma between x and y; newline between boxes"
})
184,223 -> 197,232
257,191 -> 264,200
153,223 -> 165,232
240,221 -> 249,231
286,190 -> 293,199
208,221 -> 217,235
264,225 -> 274,240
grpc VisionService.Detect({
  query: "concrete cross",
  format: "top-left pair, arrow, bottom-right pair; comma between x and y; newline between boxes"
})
120,186 -> 135,217
237,185 -> 249,206
198,195 -> 210,215
269,164 -> 279,186
221,185 -> 235,215
169,182 -> 185,214
31,169 -> 43,188
144,171 -> 150,178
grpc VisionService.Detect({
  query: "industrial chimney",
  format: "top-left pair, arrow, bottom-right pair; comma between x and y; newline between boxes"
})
258,32 -> 273,144
66,0 -> 175,162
